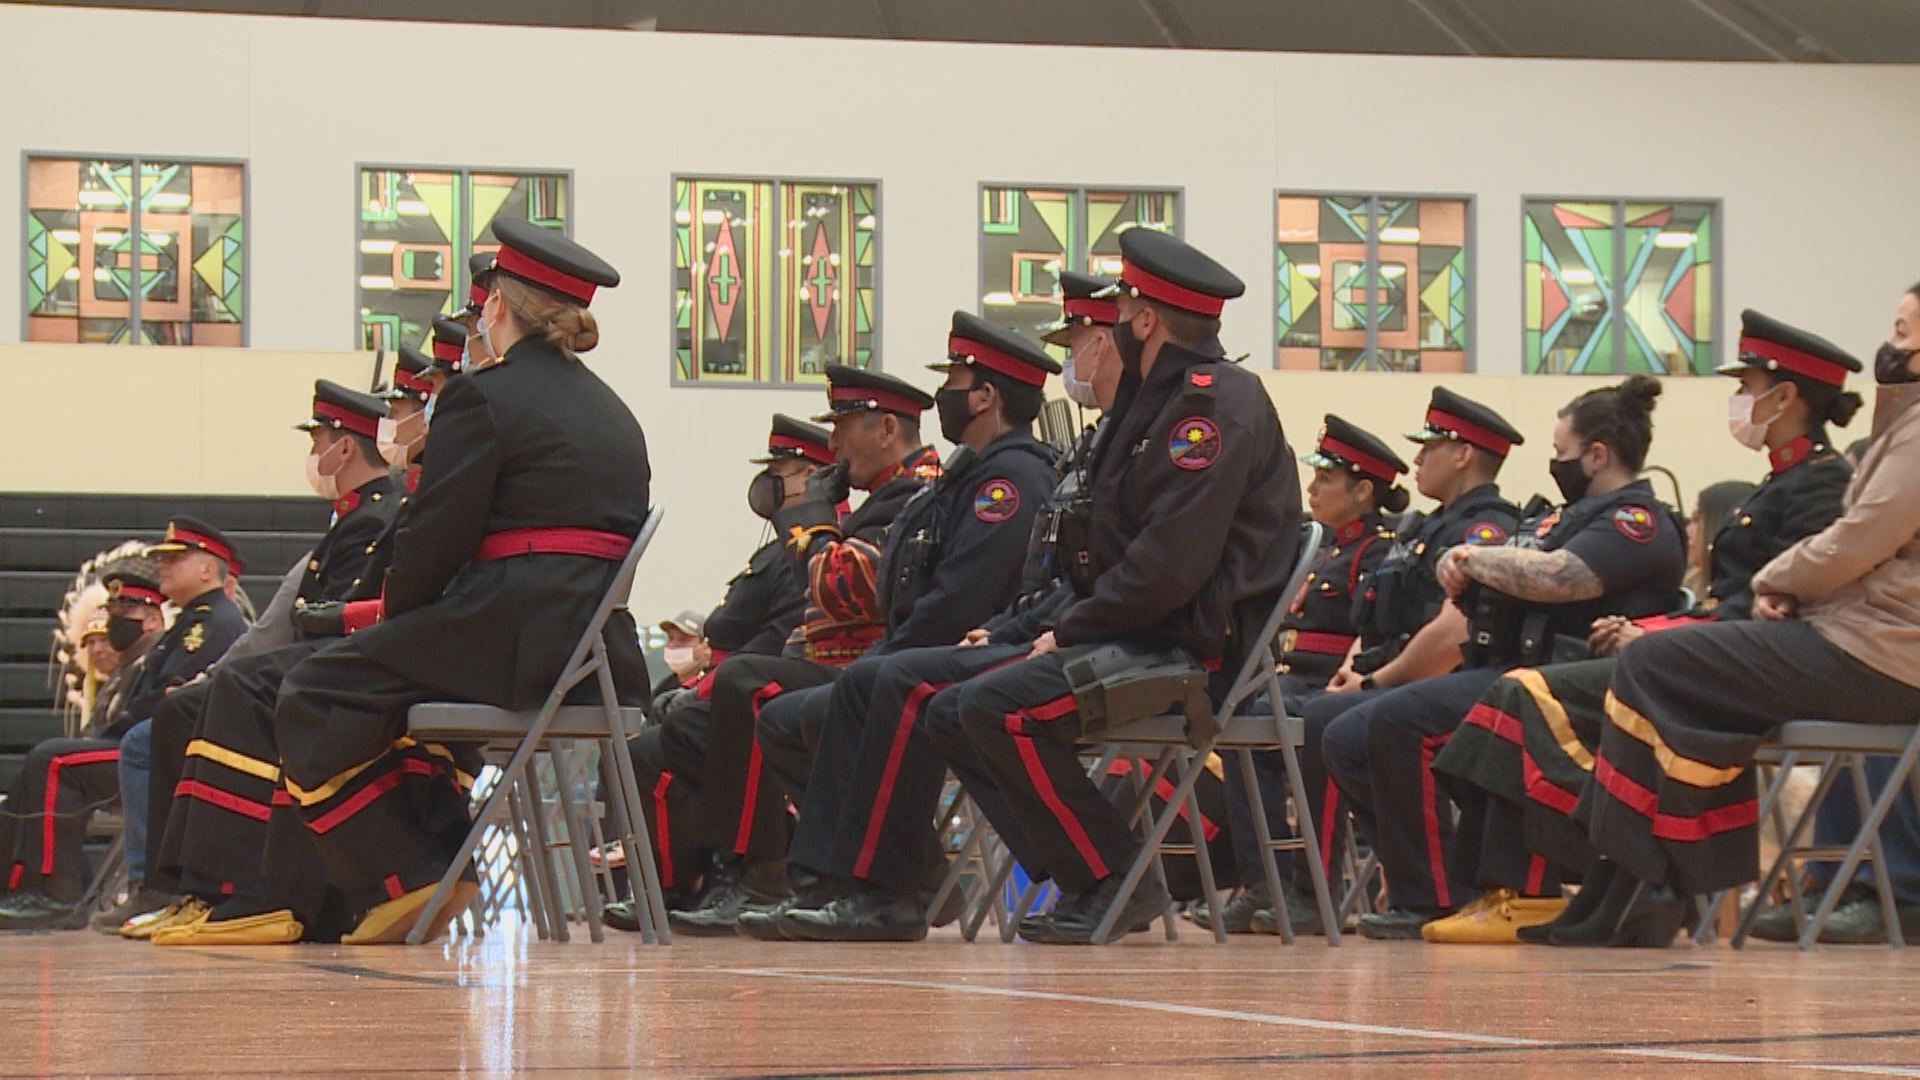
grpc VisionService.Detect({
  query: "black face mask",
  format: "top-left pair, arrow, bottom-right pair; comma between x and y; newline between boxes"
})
935,387 -> 981,445
1549,455 -> 1592,504
1110,319 -> 1146,378
1875,342 -> 1919,385
106,613 -> 146,652
746,471 -> 785,520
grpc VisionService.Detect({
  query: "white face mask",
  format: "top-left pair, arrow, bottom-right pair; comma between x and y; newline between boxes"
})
663,645 -> 699,677
1062,332 -> 1105,409
1726,384 -> 1784,451
305,448 -> 341,501
376,415 -> 425,468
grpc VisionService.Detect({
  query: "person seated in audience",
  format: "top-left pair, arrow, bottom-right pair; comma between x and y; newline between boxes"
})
604,416 -> 823,931
1320,377 -> 1688,941
1574,282 -> 1920,949
1199,415 -> 1406,936
1749,762 -> 1920,944
1680,480 -> 1758,604
1429,310 -> 1857,944
0,524 -> 247,931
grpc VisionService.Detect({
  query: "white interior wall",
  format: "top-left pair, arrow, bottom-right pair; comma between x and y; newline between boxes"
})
2,4 -> 1917,617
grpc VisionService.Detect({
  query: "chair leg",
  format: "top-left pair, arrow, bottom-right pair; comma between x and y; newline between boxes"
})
406,741 -> 532,946
1804,733 -> 1920,951
1238,747 -> 1294,944
506,779 -> 552,940
520,761 -> 572,943
1735,752 -> 1836,949
1091,742 -> 1215,945
595,667 -> 670,944
1180,755 -> 1226,944
1275,725 -> 1341,947
549,741 -> 606,944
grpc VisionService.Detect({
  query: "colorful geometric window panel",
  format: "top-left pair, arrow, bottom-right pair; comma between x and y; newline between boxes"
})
1524,199 -> 1716,376
135,162 -> 246,346
673,178 -> 876,386
1620,202 -> 1714,376
359,168 -> 459,354
1278,193 -> 1466,373
27,157 -> 132,343
778,182 -> 878,383
981,185 -> 1179,359
468,172 -> 569,257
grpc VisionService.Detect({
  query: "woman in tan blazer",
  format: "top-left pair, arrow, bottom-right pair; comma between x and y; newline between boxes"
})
1566,283 -> 1920,948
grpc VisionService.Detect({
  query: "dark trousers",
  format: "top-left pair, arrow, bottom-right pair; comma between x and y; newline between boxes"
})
757,683 -> 834,813
144,679 -> 209,895
626,718 -> 705,898
2,738 -> 119,899
1317,670 -> 1504,912
1585,619 -> 1920,895
1223,678 -> 1344,893
274,639 -> 477,914
692,654 -> 837,861
791,645 -> 1026,896
1812,756 -> 1920,903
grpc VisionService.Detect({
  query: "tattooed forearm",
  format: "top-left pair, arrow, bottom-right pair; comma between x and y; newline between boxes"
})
1463,548 -> 1606,603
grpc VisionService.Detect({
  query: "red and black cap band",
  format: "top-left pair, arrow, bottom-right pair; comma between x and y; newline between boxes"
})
829,385 -> 927,417
1119,262 -> 1227,317
166,528 -> 238,572
494,245 -> 597,307
1319,437 -> 1402,485
431,337 -> 463,364
1062,297 -> 1120,325
768,434 -> 836,466
313,401 -> 380,439
394,368 -> 434,397
947,334 -> 1050,388
1426,409 -> 1514,457
112,583 -> 164,608
1739,335 -> 1852,388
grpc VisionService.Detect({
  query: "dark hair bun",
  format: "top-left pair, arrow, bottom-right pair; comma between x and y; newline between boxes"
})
1830,390 -> 1864,428
1378,485 -> 1411,515
1618,374 -> 1663,415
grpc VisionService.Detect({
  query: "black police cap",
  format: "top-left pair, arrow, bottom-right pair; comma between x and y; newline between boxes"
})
145,515 -> 244,575
1303,414 -> 1408,485
1041,271 -> 1121,346
295,379 -> 387,439
1722,309 -> 1861,389
1406,386 -> 1524,458
812,363 -> 936,423
490,218 -> 619,308
430,315 -> 468,373
1095,228 -> 1244,317
749,414 -> 836,466
383,345 -> 435,402
930,311 -> 1060,388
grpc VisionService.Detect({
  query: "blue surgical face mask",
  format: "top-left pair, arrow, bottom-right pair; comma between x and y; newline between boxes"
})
423,394 -> 438,425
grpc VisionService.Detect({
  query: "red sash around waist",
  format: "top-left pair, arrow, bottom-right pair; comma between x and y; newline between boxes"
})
1284,630 -> 1359,657
473,527 -> 631,562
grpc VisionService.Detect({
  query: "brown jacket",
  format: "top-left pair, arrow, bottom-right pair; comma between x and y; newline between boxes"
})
1755,393 -> 1920,690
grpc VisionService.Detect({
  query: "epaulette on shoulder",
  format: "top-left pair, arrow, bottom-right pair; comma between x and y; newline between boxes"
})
1183,365 -> 1218,398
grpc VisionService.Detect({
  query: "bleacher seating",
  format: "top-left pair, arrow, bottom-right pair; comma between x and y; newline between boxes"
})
0,494 -> 329,791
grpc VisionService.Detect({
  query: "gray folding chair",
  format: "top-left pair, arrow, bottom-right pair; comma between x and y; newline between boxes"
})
402,506 -> 669,946
1707,721 -> 1920,951
1078,522 -> 1339,946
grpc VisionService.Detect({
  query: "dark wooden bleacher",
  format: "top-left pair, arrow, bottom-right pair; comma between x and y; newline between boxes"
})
0,494 -> 329,790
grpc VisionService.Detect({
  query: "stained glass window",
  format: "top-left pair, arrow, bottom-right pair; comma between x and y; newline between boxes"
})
981,185 -> 1179,356
25,157 -> 246,345
1524,199 -> 1717,375
358,167 -> 569,353
674,178 -> 877,385
1275,193 -> 1470,372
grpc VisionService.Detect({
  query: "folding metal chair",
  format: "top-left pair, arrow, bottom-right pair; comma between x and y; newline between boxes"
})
77,812 -> 127,918
402,506 -> 670,946
1701,721 -> 1920,951
1078,522 -> 1339,945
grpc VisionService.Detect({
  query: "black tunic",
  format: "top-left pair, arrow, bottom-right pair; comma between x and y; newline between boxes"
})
105,588 -> 247,739
703,538 -> 805,658
293,474 -> 400,614
1700,432 -> 1852,620
1278,512 -> 1396,682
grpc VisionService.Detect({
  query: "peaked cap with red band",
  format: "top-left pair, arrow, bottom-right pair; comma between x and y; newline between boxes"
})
382,345 -> 435,403
429,315 -> 468,373
295,379 -> 387,441
101,566 -> 164,609
1405,385 -> 1525,459
1303,413 -> 1407,487
811,363 -> 936,423
1041,270 -> 1121,346
489,217 -> 619,308
1093,226 -> 1245,318
749,413 -> 836,467
1719,308 -> 1862,389
145,515 -> 245,575
928,310 -> 1060,389
464,251 -> 497,316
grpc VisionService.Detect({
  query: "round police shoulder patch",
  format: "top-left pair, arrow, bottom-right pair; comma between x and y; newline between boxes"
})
1613,504 -> 1658,543
1168,416 -> 1222,471
973,478 -> 1020,523
1463,520 -> 1508,545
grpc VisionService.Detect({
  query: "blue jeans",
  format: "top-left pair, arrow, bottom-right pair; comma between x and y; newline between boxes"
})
117,719 -> 152,884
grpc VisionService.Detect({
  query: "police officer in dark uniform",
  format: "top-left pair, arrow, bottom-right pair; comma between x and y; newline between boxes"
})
135,383 -> 407,945
1328,377 -> 1686,940
426,314 -> 470,392
610,414 -> 828,927
738,313 -> 1062,941
1204,415 -> 1407,935
929,227 -> 1301,945
272,218 -> 650,944
1433,310 -> 1860,945
676,366 -> 938,924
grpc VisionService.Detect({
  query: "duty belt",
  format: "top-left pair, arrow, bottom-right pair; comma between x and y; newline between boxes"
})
1280,630 -> 1358,657
473,527 -> 632,562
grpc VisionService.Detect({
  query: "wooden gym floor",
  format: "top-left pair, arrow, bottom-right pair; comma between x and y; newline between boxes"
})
5,925 -> 1919,1077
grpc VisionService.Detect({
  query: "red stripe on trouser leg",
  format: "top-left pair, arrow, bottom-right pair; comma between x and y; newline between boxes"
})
1418,733 -> 1452,911
8,863 -> 20,890
306,758 -> 437,835
1147,775 -> 1220,843
1524,854 -> 1546,897
384,874 -> 404,900
43,749 -> 118,876
1521,751 -> 1579,815
1005,695 -> 1108,879
735,681 -> 784,855
221,881 -> 235,897
175,780 -> 272,822
654,772 -> 675,890
853,681 -> 950,879
1318,779 -> 1339,875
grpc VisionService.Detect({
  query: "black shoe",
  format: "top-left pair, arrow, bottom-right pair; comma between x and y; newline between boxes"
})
1037,875 -> 1171,945
602,900 -> 645,934
783,889 -> 930,943
1357,907 -> 1445,940
736,880 -> 849,942
671,860 -> 789,937
0,891 -> 81,931
1519,861 -> 1617,945
1250,886 -> 1325,937
1192,883 -> 1270,934
1549,865 -> 1641,947
89,886 -> 173,934
1605,881 -> 1686,948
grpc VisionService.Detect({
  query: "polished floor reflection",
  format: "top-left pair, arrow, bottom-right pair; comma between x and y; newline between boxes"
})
5,924 -> 1920,1076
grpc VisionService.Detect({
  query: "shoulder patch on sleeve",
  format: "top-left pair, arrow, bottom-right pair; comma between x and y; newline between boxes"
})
973,478 -> 1021,523
1463,521 -> 1508,545
1612,504 -> 1658,544
1167,416 -> 1222,471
